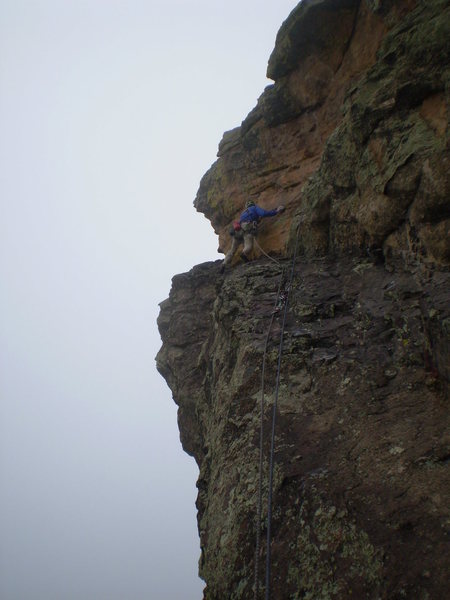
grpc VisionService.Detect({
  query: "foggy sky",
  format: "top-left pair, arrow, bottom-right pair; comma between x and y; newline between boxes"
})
0,1 -> 299,598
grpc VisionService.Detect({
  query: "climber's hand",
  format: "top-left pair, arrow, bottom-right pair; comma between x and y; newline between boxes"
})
277,205 -> 286,213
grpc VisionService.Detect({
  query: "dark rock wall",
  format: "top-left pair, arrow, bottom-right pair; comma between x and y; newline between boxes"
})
158,258 -> 449,599
157,1 -> 449,598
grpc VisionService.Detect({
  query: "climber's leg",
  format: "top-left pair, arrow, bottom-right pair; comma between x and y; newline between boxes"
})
223,235 -> 242,266
241,233 -> 254,260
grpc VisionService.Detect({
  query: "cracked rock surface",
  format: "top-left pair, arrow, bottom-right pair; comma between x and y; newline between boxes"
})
157,257 -> 449,599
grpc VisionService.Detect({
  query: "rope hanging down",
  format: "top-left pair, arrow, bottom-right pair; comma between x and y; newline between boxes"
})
253,238 -> 282,266
254,269 -> 285,600
254,226 -> 301,600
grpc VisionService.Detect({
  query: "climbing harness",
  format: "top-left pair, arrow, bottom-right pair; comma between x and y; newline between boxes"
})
241,220 -> 259,233
254,225 -> 301,600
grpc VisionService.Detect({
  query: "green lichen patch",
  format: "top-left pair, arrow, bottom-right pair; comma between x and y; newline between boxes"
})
285,499 -> 384,599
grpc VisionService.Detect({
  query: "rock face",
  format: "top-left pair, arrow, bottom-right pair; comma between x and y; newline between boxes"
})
195,0 -> 449,268
157,1 -> 449,598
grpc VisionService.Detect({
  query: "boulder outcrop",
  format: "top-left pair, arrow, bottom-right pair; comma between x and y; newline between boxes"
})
157,1 -> 449,598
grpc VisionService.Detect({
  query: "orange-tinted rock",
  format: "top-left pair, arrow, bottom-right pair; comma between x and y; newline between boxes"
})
194,0 -> 449,269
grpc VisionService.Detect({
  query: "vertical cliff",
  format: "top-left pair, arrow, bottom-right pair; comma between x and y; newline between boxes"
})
157,1 -> 449,598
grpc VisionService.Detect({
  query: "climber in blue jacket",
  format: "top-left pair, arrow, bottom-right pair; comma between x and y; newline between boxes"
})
221,199 -> 285,270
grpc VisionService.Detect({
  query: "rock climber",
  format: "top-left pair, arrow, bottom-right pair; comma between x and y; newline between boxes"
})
221,200 -> 285,271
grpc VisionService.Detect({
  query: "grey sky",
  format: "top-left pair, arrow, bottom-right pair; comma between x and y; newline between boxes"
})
0,1 -> 299,598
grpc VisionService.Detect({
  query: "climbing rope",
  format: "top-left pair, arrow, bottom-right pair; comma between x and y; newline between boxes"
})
254,269 -> 286,600
254,238 -> 282,266
254,225 -> 302,600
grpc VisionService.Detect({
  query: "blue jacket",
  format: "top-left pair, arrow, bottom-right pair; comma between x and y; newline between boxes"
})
239,205 -> 277,224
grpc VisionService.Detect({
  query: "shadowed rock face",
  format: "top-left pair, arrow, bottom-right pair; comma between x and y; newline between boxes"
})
157,1 -> 449,598
158,258 -> 449,599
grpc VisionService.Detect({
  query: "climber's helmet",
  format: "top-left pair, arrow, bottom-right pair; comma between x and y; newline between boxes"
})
246,200 -> 255,208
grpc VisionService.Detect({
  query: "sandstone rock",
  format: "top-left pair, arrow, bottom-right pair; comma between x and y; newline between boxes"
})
194,0 -> 450,268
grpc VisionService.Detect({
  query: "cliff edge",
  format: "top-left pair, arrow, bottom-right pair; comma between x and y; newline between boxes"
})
157,1 -> 449,598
